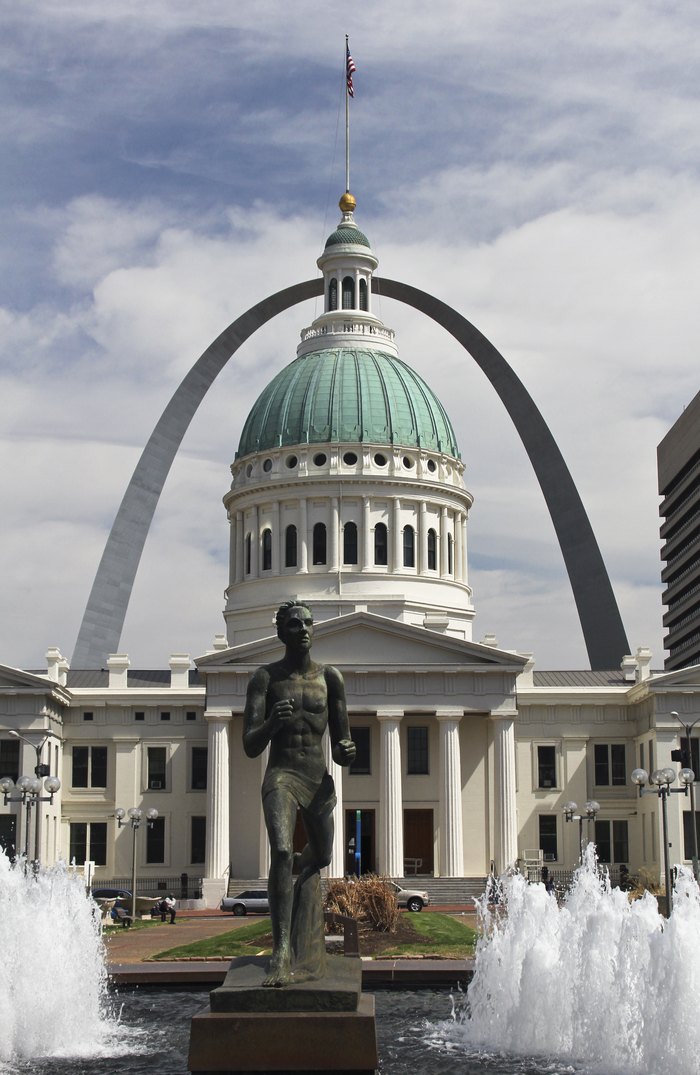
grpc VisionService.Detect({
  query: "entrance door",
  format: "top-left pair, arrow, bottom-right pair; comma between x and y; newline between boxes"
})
0,814 -> 17,859
345,809 -> 375,876
403,809 -> 434,875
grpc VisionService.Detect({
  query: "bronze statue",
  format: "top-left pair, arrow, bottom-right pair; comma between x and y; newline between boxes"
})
243,601 -> 355,987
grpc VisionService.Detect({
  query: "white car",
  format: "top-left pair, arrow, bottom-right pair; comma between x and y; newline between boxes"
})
220,889 -> 269,916
389,881 -> 430,912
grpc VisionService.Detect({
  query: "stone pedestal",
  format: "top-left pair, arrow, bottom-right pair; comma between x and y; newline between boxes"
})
188,955 -> 377,1074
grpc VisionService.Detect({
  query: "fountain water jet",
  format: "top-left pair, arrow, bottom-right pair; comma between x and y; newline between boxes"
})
0,851 -> 124,1064
456,846 -> 700,1074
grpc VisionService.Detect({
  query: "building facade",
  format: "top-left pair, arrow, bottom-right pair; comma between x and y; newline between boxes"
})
2,196 -> 700,903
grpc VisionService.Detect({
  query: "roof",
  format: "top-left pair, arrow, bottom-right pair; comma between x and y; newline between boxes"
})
324,225 -> 371,249
532,670 -> 644,687
237,347 -> 461,458
65,669 -> 202,688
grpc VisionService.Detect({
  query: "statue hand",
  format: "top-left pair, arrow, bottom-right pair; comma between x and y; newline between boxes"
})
333,738 -> 356,766
269,699 -> 295,734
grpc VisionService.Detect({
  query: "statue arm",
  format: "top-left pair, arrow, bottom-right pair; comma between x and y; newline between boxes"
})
326,665 -> 356,767
242,667 -> 273,758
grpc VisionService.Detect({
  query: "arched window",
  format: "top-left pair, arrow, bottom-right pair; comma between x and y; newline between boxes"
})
245,533 -> 252,575
403,525 -> 415,568
342,275 -> 355,309
313,522 -> 327,565
285,525 -> 297,568
448,533 -> 454,575
359,278 -> 368,311
261,528 -> 272,572
427,528 -> 437,571
374,522 -> 388,566
343,521 -> 358,565
328,278 -> 338,311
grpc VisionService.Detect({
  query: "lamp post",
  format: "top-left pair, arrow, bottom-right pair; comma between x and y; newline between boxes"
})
563,800 -> 601,863
670,710 -> 700,882
631,766 -> 695,915
6,729 -> 59,865
0,773 -> 61,866
115,806 -> 159,923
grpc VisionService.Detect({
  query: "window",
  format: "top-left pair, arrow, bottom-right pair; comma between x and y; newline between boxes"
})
448,533 -> 454,574
537,745 -> 557,789
683,811 -> 700,859
160,711 -> 170,722
146,817 -> 165,863
0,740 -> 19,781
328,278 -> 338,311
680,737 -> 700,776
403,525 -> 415,568
147,747 -> 167,791
191,816 -> 206,864
285,525 -> 297,568
343,521 -> 358,565
407,727 -> 429,775
342,275 -> 355,309
186,711 -> 197,722
135,711 -> 145,722
427,529 -> 437,570
595,819 -> 629,864
245,533 -> 252,574
374,523 -> 388,566
72,746 -> 108,789
83,711 -> 94,721
191,747 -> 208,790
69,822 -> 107,866
261,528 -> 272,571
359,278 -> 368,311
312,523 -> 327,565
349,728 -> 370,775
639,742 -> 645,771
648,741 -> 654,774
538,815 -> 558,861
594,744 -> 626,786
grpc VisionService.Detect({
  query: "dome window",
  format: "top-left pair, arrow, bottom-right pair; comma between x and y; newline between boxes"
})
403,525 -> 415,568
328,278 -> 338,312
261,529 -> 272,572
285,525 -> 297,568
428,528 -> 437,570
402,456 -> 414,469
285,455 -> 298,469
359,279 -> 368,311
448,533 -> 454,574
427,459 -> 437,473
313,522 -> 327,565
245,533 -> 252,575
342,276 -> 355,309
313,452 -> 327,467
263,458 -> 273,473
374,453 -> 387,468
374,523 -> 388,566
246,463 -> 254,478
343,521 -> 358,565
343,451 -> 358,466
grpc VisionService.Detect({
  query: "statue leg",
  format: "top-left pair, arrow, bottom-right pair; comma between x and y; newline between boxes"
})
261,787 -> 297,987
290,802 -> 334,982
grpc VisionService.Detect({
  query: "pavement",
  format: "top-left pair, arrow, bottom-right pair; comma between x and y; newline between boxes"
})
104,907 -> 477,987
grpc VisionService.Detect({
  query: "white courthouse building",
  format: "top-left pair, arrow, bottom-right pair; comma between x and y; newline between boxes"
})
1,194 -> 699,904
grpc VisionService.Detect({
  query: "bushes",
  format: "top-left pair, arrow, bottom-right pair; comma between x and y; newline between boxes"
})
325,874 -> 399,933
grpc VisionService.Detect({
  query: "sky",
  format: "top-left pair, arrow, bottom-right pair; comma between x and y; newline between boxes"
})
2,0 -> 699,672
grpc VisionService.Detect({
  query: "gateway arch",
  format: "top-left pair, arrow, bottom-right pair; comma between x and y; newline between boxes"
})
72,277 -> 629,671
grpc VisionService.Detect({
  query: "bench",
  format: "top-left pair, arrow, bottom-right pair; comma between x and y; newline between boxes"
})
112,906 -> 133,927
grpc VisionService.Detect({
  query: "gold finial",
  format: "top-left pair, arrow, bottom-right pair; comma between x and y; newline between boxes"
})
339,191 -> 356,213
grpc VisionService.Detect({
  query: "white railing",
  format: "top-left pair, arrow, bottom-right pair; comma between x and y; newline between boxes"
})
300,321 -> 395,343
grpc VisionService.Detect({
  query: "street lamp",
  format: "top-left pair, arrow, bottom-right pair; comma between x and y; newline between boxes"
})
670,710 -> 700,882
0,773 -> 61,865
115,806 -> 159,923
631,766 -> 695,915
7,730 -> 60,864
563,800 -> 601,863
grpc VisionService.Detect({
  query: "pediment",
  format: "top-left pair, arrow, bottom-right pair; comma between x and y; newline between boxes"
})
197,612 -> 528,673
648,664 -> 700,690
0,664 -> 57,692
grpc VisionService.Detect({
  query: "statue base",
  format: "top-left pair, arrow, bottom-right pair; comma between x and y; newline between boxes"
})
188,955 -> 378,1074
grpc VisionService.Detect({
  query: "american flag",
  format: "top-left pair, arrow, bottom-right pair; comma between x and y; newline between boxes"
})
346,44 -> 356,98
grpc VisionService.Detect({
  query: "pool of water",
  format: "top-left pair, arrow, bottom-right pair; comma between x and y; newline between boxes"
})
4,987 -> 589,1075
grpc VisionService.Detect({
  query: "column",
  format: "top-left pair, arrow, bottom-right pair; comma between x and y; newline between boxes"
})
437,709 -> 464,876
491,712 -> 518,873
250,505 -> 259,578
299,498 -> 308,573
234,511 -> 244,583
362,496 -> 371,570
330,497 -> 340,572
323,733 -> 345,878
440,506 -> 449,577
271,502 -> 280,574
454,510 -> 463,582
203,709 -> 232,907
392,497 -> 402,572
461,513 -> 468,583
377,709 -> 404,877
419,502 -> 428,573
228,513 -> 236,586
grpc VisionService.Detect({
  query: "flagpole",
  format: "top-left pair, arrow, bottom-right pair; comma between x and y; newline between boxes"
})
345,34 -> 350,193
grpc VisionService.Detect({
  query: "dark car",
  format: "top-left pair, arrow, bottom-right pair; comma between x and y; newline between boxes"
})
91,887 -> 132,901
220,889 -> 269,916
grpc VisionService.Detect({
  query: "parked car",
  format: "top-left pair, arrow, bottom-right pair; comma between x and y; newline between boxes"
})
388,881 -> 430,912
91,887 -> 132,901
220,889 -> 269,916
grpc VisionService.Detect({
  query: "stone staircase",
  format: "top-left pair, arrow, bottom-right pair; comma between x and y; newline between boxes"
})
227,876 -> 487,905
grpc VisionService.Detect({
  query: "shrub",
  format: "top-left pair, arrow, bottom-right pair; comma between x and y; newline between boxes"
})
325,874 -> 399,933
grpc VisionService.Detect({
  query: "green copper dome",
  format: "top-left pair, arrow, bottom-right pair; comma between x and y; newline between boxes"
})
237,348 -> 461,459
324,225 -> 371,249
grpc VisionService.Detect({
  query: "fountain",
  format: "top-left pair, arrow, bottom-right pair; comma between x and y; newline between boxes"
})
0,851 -> 131,1068
453,847 -> 700,1074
